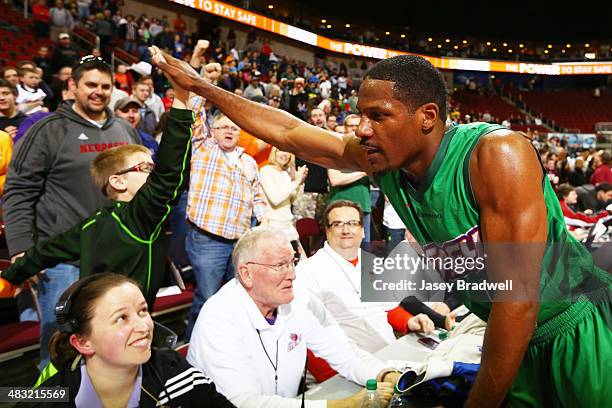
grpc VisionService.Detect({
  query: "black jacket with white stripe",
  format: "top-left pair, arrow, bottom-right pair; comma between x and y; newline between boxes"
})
30,348 -> 236,407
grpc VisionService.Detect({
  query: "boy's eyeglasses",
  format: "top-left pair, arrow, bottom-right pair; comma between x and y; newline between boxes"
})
115,161 -> 156,175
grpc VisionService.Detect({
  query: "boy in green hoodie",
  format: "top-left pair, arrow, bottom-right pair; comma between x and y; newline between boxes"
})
0,52 -> 195,307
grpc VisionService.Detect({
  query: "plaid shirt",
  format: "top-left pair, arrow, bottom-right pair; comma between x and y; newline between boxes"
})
187,96 -> 266,239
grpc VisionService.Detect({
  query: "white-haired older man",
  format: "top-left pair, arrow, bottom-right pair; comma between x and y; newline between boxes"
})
187,227 -> 396,408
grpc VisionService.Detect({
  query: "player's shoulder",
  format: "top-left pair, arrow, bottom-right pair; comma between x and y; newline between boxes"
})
475,128 -> 537,163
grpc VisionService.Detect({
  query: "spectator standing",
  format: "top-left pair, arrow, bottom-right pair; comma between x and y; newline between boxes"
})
545,154 -> 560,190
590,151 -> 612,185
140,76 -> 165,122
161,87 -> 174,111
293,108 -> 330,228
120,14 -> 139,54
93,11 -> 114,58
326,114 -> 371,242
33,46 -> 53,84
319,73 -> 332,100
113,97 -> 159,158
173,13 -> 187,40
242,72 -> 265,100
131,79 -> 158,135
259,147 -> 307,244
76,0 -> 92,21
113,63 -> 133,93
153,26 -> 174,52
47,66 -> 72,111
51,33 -> 80,73
184,103 -> 266,339
148,17 -> 163,38
2,57 -> 141,371
286,77 -> 307,120
49,0 -> 74,41
32,0 -> 51,39
172,34 -> 185,60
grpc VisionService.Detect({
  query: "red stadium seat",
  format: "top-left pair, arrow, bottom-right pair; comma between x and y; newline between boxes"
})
296,218 -> 320,238
520,90 -> 612,132
152,288 -> 194,317
0,321 -> 40,363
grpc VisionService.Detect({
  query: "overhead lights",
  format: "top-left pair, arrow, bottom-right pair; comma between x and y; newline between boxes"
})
321,19 -> 326,23
326,24 -> 331,29
519,43 -> 524,48
453,45 -> 458,49
585,52 -> 596,59
385,31 -> 390,35
437,44 -> 442,48
445,38 -> 450,43
544,49 -> 549,54
462,40 -> 467,44
508,49 -> 513,53
492,48 -> 497,52
584,43 -> 590,47
561,49 -> 566,53
267,4 -> 273,9
427,37 -> 433,41
503,42 -> 508,47
486,41 -> 491,46
547,44 -> 552,48
566,43 -> 571,48
345,23 -> 350,28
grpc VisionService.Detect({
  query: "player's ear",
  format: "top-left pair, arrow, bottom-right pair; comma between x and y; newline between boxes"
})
420,102 -> 439,132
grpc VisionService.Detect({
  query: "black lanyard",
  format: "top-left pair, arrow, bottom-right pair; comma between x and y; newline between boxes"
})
256,329 -> 279,395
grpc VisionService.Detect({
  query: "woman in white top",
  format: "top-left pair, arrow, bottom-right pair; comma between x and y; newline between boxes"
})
259,147 -> 307,245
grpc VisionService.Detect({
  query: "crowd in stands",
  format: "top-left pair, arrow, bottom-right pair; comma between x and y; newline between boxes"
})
0,1 -> 610,406
245,1 -> 612,63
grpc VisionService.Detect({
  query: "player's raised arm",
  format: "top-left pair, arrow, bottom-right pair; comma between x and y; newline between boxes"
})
465,131 -> 545,407
149,46 -> 366,172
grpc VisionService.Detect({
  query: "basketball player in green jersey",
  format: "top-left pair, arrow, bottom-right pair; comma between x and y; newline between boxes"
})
152,47 -> 611,407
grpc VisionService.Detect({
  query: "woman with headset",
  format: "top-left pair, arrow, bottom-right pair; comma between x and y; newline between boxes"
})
33,273 -> 235,408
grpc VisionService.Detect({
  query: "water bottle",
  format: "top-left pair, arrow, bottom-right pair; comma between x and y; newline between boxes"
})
360,379 -> 383,408
388,385 -> 411,407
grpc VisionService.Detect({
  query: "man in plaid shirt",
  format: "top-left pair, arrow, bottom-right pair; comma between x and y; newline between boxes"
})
185,95 -> 267,339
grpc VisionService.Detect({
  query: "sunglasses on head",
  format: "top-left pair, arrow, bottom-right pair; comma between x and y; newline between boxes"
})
78,55 -> 110,67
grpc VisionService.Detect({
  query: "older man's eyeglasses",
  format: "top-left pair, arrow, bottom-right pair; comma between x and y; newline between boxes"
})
115,161 -> 156,176
246,257 -> 299,273
328,220 -> 362,229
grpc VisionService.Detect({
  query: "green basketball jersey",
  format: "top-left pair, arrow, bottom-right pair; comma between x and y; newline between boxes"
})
376,122 -> 610,323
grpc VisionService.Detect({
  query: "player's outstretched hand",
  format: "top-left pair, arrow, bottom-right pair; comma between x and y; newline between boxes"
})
149,46 -> 201,92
